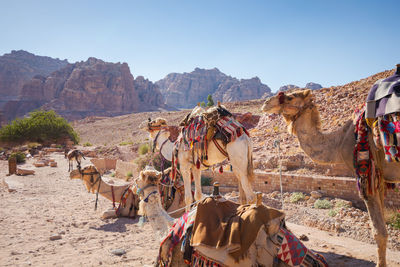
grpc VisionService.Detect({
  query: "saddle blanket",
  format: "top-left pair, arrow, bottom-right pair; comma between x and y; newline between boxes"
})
277,227 -> 329,267
366,72 -> 400,123
216,116 -> 248,143
376,113 -> 400,162
157,210 -> 196,267
182,116 -> 207,151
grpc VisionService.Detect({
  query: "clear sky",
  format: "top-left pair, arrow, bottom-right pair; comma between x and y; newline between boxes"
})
1,0 -> 399,91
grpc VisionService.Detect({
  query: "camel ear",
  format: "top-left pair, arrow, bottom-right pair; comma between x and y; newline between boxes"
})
303,89 -> 312,98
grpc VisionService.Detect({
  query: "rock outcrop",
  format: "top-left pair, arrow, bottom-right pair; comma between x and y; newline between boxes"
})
4,57 -> 167,121
305,82 -> 323,90
0,50 -> 68,105
278,84 -> 300,92
156,68 -> 271,108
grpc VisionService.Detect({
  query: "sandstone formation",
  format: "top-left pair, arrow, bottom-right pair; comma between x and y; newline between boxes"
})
305,82 -> 323,90
0,50 -> 68,106
4,58 -> 167,121
156,68 -> 271,108
278,84 -> 300,92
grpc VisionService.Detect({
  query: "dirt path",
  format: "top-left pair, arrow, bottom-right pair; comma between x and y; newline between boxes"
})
1,153 -> 399,266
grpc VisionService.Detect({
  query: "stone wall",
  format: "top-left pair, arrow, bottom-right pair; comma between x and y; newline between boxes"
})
202,170 -> 400,208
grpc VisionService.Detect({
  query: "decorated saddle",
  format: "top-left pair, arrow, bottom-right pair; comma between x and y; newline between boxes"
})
353,72 -> 400,198
180,105 -> 249,154
157,197 -> 328,267
365,72 -> 400,125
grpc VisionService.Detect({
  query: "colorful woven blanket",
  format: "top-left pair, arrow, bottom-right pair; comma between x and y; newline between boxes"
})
216,116 -> 249,143
377,113 -> 400,162
157,210 -> 196,267
277,227 -> 329,267
366,72 -> 400,125
182,116 -> 208,151
354,108 -> 380,198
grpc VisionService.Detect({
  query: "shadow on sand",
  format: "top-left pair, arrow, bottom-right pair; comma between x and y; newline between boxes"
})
317,251 -> 375,267
90,217 -> 139,233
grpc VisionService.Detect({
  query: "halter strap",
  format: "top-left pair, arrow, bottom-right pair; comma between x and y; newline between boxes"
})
143,190 -> 158,203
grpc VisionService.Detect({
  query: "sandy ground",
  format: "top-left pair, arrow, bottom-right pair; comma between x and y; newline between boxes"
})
1,153 -> 400,267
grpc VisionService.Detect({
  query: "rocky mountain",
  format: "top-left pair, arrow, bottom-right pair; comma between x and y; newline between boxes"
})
156,68 -> 271,108
4,57 -> 167,121
278,84 -> 300,92
0,50 -> 68,106
305,82 -> 323,90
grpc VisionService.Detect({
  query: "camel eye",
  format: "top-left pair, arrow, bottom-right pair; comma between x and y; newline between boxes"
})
286,96 -> 293,101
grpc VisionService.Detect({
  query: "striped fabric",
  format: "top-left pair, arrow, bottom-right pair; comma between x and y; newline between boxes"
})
366,73 -> 400,124
377,113 -> 400,162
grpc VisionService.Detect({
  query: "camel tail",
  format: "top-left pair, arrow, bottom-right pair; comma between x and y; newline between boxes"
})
247,139 -> 255,183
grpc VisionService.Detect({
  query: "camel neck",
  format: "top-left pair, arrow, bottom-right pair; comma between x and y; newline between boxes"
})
155,133 -> 174,162
142,187 -> 175,229
292,106 -> 346,164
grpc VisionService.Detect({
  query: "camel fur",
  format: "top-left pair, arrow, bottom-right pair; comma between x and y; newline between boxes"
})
143,113 -> 256,211
262,89 -> 400,267
70,165 -> 138,219
136,168 -> 289,267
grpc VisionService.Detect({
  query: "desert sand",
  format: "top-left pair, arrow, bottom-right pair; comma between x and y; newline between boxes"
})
1,153 -> 400,266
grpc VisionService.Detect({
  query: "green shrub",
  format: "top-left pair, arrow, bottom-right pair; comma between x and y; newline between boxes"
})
119,140 -> 133,146
0,110 -> 79,144
10,152 -> 26,163
386,211 -> 400,230
27,142 -> 41,149
138,143 -> 149,155
314,199 -> 333,209
290,192 -> 305,203
82,142 -> 92,147
201,176 -> 212,186
335,199 -> 351,209
328,209 -> 338,217
111,172 -> 116,177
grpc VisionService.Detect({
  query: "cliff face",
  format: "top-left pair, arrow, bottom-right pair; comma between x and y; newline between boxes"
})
156,68 -> 271,108
4,57 -> 166,121
0,50 -> 68,103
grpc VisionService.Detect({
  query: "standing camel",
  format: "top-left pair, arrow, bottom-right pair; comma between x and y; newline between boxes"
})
135,168 -> 294,267
262,89 -> 400,266
67,149 -> 86,172
144,110 -> 256,211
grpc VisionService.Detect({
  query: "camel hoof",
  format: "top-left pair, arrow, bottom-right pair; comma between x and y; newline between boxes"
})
102,209 -> 117,219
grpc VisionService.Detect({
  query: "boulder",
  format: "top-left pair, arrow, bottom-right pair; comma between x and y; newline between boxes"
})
310,191 -> 322,199
16,168 -> 35,176
34,162 -> 45,167
50,162 -> 57,167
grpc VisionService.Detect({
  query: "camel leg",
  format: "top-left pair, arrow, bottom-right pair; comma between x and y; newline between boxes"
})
227,141 -> 255,204
365,192 -> 387,267
180,166 -> 193,212
191,167 -> 202,202
238,183 -> 246,205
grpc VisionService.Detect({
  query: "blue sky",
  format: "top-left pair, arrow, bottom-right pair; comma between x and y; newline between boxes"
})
1,0 -> 399,91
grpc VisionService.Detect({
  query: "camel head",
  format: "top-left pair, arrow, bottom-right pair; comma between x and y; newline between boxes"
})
136,167 -> 162,216
140,117 -> 170,140
70,165 -> 101,193
261,89 -> 320,135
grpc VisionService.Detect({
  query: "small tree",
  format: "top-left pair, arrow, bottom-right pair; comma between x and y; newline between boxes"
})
200,102 -> 206,107
207,95 -> 214,107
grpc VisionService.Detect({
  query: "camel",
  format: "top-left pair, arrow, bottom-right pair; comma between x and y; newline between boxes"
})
70,165 -> 139,218
67,149 -> 85,172
262,89 -> 400,266
144,108 -> 255,211
135,168 -> 292,267
70,165 -> 185,219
